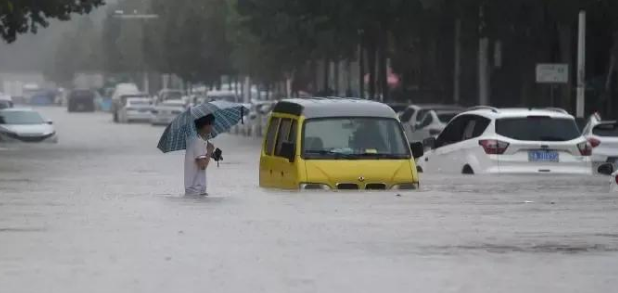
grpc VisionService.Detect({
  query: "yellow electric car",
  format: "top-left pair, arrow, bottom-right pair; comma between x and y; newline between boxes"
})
259,98 -> 424,190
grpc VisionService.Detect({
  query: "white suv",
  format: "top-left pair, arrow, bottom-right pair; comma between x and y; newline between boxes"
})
582,113 -> 618,168
418,107 -> 592,175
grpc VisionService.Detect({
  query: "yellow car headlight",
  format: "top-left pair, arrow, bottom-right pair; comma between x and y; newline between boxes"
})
299,183 -> 331,191
391,183 -> 419,190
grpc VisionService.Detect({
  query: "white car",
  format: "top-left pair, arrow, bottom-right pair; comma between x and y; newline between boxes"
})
418,107 -> 592,175
582,113 -> 618,169
399,104 -> 464,142
118,98 -> 154,123
409,109 -> 462,143
0,108 -> 58,143
151,100 -> 186,126
111,83 -> 140,123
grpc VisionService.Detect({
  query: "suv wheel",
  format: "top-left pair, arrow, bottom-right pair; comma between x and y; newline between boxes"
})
462,165 -> 474,175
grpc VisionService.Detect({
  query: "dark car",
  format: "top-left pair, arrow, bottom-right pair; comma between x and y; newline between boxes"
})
68,89 -> 96,112
0,99 -> 13,109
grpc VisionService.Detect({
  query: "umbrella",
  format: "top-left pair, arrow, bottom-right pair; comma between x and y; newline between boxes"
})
157,100 -> 248,153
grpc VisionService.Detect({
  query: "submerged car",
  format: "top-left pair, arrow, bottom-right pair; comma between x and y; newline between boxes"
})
399,104 -> 464,141
118,97 -> 153,123
582,113 -> 618,170
418,107 -> 592,175
0,108 -> 58,143
408,109 -> 463,142
259,98 -> 424,190
151,100 -> 186,126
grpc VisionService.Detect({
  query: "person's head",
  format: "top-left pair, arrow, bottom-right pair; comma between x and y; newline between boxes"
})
195,114 -> 215,135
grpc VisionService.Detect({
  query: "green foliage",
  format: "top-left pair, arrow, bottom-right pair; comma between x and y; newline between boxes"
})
0,0 -> 104,43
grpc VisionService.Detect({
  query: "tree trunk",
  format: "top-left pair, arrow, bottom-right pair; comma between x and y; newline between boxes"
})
368,40 -> 377,100
334,60 -> 340,96
454,18 -> 462,104
346,59 -> 352,96
323,58 -> 330,93
378,30 -> 388,102
558,24 -> 573,111
359,42 -> 365,99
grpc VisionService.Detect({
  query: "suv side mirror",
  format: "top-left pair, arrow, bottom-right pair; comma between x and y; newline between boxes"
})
410,142 -> 424,159
423,137 -> 436,150
280,142 -> 296,162
598,163 -> 614,175
46,120 -> 54,125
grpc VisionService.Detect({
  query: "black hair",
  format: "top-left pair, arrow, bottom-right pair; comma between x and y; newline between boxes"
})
195,114 -> 215,130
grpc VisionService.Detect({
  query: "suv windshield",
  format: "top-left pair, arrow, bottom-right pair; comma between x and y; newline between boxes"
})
0,111 -> 45,125
592,123 -> 618,137
303,118 -> 410,159
496,117 -> 581,141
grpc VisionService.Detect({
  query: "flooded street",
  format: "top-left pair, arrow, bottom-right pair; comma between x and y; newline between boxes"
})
1,107 -> 617,293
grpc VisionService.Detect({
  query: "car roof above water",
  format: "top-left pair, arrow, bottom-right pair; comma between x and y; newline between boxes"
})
272,98 -> 397,119
465,108 -> 575,120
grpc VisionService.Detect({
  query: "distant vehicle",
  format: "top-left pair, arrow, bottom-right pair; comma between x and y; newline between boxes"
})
67,89 -> 96,112
242,101 -> 275,136
259,98 -> 424,190
22,83 -> 40,104
0,94 -> 13,109
30,90 -> 57,106
582,113 -> 618,170
118,97 -> 153,123
399,104 -> 464,141
150,100 -> 186,126
207,90 -> 241,103
418,107 -> 592,175
409,109 -> 463,143
156,89 -> 184,103
0,108 -> 58,143
111,83 -> 140,123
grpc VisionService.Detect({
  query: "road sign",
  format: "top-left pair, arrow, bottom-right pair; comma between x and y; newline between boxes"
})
536,64 -> 569,84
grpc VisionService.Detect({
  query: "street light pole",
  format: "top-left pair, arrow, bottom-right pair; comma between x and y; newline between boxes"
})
576,10 -> 587,118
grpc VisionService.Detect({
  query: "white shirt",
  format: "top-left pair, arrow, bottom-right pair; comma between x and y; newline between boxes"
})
184,136 -> 208,195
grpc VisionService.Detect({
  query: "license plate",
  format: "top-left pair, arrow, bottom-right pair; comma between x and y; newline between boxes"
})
528,150 -> 559,162
139,109 -> 149,113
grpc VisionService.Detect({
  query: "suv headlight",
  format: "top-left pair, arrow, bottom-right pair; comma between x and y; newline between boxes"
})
391,183 -> 419,190
300,183 -> 331,191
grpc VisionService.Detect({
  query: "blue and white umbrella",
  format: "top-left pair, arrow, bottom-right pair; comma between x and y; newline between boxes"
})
157,101 -> 248,153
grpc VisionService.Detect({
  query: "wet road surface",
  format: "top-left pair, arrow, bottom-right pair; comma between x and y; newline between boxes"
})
1,107 -> 617,293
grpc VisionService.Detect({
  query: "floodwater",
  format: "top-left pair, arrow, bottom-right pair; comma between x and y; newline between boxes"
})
1,107 -> 617,293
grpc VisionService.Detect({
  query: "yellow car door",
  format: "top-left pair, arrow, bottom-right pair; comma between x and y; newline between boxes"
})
271,118 -> 299,189
259,116 -> 281,188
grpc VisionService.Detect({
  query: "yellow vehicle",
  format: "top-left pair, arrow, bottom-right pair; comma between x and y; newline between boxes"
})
259,98 -> 425,191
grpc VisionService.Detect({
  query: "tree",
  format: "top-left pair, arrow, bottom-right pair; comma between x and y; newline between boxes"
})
0,0 -> 104,43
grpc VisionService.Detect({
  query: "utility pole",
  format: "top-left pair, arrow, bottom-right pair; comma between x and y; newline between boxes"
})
576,10 -> 587,118
478,5 -> 490,106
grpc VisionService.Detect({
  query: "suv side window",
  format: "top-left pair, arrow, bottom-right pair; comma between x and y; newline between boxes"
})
264,117 -> 280,155
462,115 -> 491,140
435,115 -> 471,148
275,119 -> 293,156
